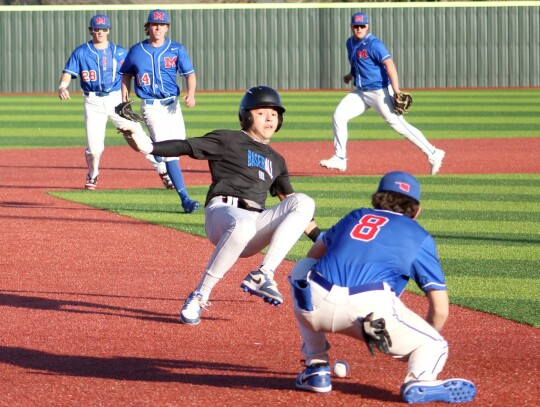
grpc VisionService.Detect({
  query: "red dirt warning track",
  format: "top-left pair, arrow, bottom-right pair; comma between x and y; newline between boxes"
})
0,138 -> 538,406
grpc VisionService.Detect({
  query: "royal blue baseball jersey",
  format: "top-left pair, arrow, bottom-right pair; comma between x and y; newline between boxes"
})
313,208 -> 446,296
120,38 -> 194,99
63,42 -> 126,93
347,33 -> 391,91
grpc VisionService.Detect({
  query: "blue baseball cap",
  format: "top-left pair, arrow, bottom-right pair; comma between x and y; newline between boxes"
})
377,171 -> 421,202
351,12 -> 369,26
89,15 -> 110,29
147,9 -> 170,24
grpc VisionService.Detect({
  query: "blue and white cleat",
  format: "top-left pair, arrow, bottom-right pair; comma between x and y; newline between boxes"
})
295,362 -> 332,393
240,269 -> 283,306
401,378 -> 476,404
180,291 -> 209,325
182,199 -> 201,214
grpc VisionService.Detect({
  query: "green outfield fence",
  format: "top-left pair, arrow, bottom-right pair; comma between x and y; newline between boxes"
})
0,1 -> 539,93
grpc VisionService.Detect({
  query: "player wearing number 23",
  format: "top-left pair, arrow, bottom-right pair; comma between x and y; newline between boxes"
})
59,14 -> 164,190
290,171 -> 476,403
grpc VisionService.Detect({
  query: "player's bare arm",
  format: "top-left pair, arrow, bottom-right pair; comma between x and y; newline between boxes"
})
425,289 -> 449,331
382,59 -> 401,95
58,73 -> 72,100
121,75 -> 133,103
182,73 -> 196,108
306,238 -> 327,259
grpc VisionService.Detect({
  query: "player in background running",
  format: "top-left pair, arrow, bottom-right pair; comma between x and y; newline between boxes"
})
120,9 -> 200,213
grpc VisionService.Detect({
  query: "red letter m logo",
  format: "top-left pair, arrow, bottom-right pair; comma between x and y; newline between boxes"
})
357,50 -> 368,59
153,12 -> 165,21
96,17 -> 106,25
164,57 -> 177,68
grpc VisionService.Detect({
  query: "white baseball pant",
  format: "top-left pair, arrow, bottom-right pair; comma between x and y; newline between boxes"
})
289,258 -> 449,383
194,193 -> 315,294
332,86 -> 437,159
83,90 -> 160,178
142,97 -> 186,163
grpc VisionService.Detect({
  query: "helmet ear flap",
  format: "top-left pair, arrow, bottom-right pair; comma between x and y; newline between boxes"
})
239,110 -> 253,130
276,113 -> 283,132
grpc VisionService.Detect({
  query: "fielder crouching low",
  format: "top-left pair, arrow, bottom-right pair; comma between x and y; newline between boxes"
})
289,171 -> 476,404
118,85 -> 321,326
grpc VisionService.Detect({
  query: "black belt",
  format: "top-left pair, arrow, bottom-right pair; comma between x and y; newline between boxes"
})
84,91 -> 109,97
310,271 -> 386,295
220,196 -> 264,213
143,97 -> 175,106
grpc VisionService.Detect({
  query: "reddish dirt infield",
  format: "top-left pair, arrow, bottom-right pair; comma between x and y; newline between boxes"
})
1,138 -> 539,406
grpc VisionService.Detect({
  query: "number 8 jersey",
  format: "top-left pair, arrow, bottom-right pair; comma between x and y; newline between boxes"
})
313,208 -> 446,296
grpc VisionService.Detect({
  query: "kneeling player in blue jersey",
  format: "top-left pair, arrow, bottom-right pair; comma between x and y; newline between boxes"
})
289,171 -> 476,404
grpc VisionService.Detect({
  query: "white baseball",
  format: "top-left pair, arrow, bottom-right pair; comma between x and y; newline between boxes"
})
332,360 -> 349,378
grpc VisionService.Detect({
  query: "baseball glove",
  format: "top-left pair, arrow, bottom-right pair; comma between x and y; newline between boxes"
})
393,92 -> 413,115
115,100 -> 143,123
362,312 -> 392,356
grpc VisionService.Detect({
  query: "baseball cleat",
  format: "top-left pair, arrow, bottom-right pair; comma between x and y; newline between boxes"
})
320,155 -> 347,171
295,362 -> 332,393
182,199 -> 201,214
400,378 -> 476,404
180,291 -> 210,325
429,148 -> 445,175
159,172 -> 175,190
85,176 -> 98,190
240,270 -> 283,306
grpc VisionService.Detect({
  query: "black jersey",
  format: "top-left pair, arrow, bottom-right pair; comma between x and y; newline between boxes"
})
187,130 -> 294,207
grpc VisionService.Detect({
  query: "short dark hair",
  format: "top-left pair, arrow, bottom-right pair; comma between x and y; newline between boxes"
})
371,191 -> 419,218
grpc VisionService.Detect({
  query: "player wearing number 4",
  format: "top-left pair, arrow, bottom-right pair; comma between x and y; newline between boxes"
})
58,14 -> 170,190
120,9 -> 200,213
320,12 -> 445,175
290,171 -> 476,404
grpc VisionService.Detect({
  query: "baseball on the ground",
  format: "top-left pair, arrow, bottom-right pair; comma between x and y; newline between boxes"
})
332,360 -> 349,378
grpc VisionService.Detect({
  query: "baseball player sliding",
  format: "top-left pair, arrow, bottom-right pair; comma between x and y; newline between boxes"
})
58,14 -> 170,190
117,86 -> 321,326
120,9 -> 200,213
289,171 -> 476,404
320,12 -> 445,175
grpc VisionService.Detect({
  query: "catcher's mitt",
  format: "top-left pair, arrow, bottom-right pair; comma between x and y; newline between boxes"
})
115,100 -> 143,123
393,92 -> 413,115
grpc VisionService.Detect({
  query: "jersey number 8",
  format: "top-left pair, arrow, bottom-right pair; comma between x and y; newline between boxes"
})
350,214 -> 389,242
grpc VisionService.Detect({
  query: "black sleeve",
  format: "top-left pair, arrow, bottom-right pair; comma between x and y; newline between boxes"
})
269,175 -> 294,196
151,140 -> 194,157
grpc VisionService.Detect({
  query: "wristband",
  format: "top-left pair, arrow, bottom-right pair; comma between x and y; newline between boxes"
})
307,226 -> 321,243
58,82 -> 69,90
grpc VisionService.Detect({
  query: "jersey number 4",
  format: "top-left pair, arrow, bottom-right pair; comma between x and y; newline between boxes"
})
137,73 -> 151,87
350,214 -> 389,242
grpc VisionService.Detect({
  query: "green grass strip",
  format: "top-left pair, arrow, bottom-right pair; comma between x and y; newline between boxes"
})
51,174 -> 540,328
2,89 -> 540,149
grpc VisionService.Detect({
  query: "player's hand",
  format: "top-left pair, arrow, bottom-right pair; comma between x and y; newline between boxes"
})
343,74 -> 353,84
182,95 -> 196,108
117,127 -> 154,155
58,88 -> 70,100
